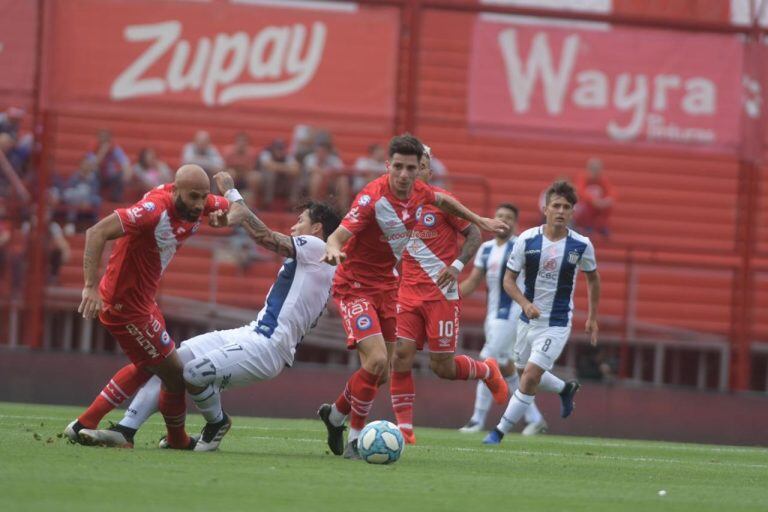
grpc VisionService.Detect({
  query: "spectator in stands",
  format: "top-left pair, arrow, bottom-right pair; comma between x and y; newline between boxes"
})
305,141 -> 348,209
93,129 -> 131,202
577,345 -> 618,382
427,148 -> 449,189
352,143 -> 387,194
259,138 -> 300,210
133,148 -> 172,191
290,124 -> 316,167
61,154 -> 101,234
573,157 -> 615,238
0,106 -> 25,140
182,130 -> 224,178
223,132 -> 261,207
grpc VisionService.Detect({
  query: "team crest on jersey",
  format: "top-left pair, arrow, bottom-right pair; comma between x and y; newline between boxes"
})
568,250 -> 581,264
356,314 -> 373,331
143,201 -> 156,212
422,213 -> 436,227
358,194 -> 371,206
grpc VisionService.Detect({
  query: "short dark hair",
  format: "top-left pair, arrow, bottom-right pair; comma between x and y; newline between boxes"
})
496,202 -> 519,218
297,200 -> 342,240
545,180 -> 578,206
388,133 -> 424,161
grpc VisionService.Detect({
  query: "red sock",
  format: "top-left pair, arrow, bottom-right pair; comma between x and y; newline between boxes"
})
159,389 -> 190,448
78,364 -> 152,428
348,368 -> 382,430
454,355 -> 490,381
333,381 -> 352,416
390,370 -> 415,430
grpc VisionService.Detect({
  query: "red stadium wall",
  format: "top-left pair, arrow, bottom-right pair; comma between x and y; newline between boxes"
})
2,0 -> 768,391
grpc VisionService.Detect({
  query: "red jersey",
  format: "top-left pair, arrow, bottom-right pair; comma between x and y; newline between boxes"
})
334,174 -> 436,295
399,188 -> 471,302
99,184 -> 229,316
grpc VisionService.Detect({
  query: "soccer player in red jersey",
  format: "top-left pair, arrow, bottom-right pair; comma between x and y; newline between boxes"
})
64,165 -> 229,449
317,134 -> 507,458
389,146 -> 509,444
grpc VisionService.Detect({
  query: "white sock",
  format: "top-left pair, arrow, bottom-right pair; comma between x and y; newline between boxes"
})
538,371 -> 565,394
349,428 -> 361,442
190,385 -> 224,424
497,390 -> 534,433
120,376 -> 161,430
470,381 -> 493,425
524,400 -> 544,424
329,404 -> 346,427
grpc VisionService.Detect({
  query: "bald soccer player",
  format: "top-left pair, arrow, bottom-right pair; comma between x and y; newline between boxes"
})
64,165 -> 230,450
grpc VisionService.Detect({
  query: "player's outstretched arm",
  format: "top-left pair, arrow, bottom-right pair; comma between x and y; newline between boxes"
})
212,171 -> 295,258
432,192 -> 507,235
584,270 -> 601,346
79,213 -> 124,319
436,224 -> 481,289
503,270 -> 540,319
322,226 -> 352,265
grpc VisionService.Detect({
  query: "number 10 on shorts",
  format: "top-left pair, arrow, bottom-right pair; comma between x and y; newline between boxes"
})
438,320 -> 455,338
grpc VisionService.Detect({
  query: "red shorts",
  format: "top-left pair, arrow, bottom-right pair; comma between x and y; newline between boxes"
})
99,304 -> 175,367
335,289 -> 397,349
396,297 -> 460,353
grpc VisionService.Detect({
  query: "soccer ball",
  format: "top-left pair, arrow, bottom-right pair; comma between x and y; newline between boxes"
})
358,420 -> 404,464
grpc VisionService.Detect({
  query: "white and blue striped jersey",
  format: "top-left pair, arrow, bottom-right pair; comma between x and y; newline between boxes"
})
506,226 -> 597,328
253,235 -> 335,363
474,237 -> 521,321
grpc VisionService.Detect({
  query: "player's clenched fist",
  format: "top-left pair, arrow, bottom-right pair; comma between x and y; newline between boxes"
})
78,285 -> 103,319
585,318 -> 599,346
523,302 -> 540,320
213,171 -> 235,193
208,209 -> 228,228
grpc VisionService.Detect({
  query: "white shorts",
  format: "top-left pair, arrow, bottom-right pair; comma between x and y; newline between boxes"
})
513,321 -> 570,372
182,325 -> 288,391
480,317 -> 518,365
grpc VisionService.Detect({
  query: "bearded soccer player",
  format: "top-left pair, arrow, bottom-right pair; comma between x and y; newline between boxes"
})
317,134 -> 507,459
76,172 -> 341,451
389,146 -> 507,445
457,203 -> 548,435
483,181 -> 600,444
64,165 -> 229,450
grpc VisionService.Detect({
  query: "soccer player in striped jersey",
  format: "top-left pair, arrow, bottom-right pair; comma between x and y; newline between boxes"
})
76,172 -> 341,451
458,203 -> 548,435
388,146 -> 508,445
484,181 -> 600,444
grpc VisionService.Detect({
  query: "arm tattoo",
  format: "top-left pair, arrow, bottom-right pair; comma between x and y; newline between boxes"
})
435,193 -> 474,223
237,201 -> 295,258
457,225 -> 482,265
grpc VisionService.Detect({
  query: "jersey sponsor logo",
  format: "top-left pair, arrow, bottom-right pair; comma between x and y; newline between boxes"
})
525,249 -> 541,255
296,237 -> 307,246
356,314 -> 373,331
143,201 -> 156,212
438,337 -> 452,347
160,330 -> 171,346
346,206 -> 360,222
407,229 -> 438,241
358,194 -> 372,206
422,213 -> 436,227
568,250 -> 581,264
126,323 -> 161,359
415,206 -> 423,221
379,231 -> 411,243
543,258 -> 557,271
127,206 -> 144,222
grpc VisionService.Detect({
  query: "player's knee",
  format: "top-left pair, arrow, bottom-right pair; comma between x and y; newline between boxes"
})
183,357 -> 216,388
363,356 -> 388,378
429,357 -> 455,379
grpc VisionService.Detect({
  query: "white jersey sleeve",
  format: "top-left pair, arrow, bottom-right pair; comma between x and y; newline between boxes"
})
292,235 -> 326,266
579,239 -> 597,272
506,235 -> 526,273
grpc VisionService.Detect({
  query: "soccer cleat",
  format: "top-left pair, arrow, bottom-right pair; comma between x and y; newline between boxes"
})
458,420 -> 483,433
342,439 -> 361,460
64,420 -> 85,445
317,403 -> 346,456
559,380 -> 581,418
158,435 -> 199,450
194,413 -> 232,452
78,426 -> 135,448
521,419 -> 548,436
483,428 -> 505,445
399,427 -> 416,445
483,358 -> 509,405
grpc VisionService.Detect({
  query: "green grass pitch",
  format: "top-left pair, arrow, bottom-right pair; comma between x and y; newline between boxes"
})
0,402 -> 766,512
